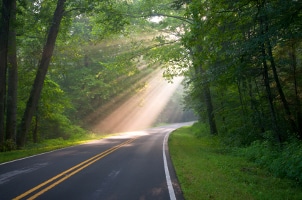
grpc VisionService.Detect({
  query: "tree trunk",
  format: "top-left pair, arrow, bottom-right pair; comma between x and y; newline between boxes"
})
290,41 -> 302,138
33,113 -> 38,143
0,0 -> 12,144
261,5 -> 300,137
203,82 -> 218,135
267,39 -> 299,135
257,1 -> 281,143
193,46 -> 218,135
261,45 -> 281,142
17,0 -> 66,147
249,78 -> 265,133
6,0 -> 17,141
260,37 -> 281,143
237,79 -> 248,122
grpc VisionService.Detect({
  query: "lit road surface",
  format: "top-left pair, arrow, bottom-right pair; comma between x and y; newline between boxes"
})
0,122 -> 193,200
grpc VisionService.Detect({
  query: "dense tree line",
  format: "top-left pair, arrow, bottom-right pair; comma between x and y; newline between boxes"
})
126,0 -> 302,182
0,0 -> 153,150
143,0 -> 302,144
0,0 -> 88,148
162,0 -> 302,183
175,0 -> 302,145
1,0 -> 301,183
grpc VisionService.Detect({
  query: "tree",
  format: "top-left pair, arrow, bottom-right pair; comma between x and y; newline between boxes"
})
173,0 -> 302,143
189,44 -> 218,135
0,0 -> 13,145
16,0 -> 134,146
6,0 -> 17,141
17,0 -> 67,147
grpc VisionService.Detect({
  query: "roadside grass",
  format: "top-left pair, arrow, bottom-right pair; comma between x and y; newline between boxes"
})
0,133 -> 113,164
169,125 -> 302,200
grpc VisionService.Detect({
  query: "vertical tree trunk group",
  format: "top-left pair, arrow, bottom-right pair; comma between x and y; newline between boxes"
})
17,0 -> 66,147
0,0 -> 66,148
257,1 -> 302,141
192,46 -> 218,135
181,0 -> 302,143
6,0 -> 17,141
0,0 -> 14,145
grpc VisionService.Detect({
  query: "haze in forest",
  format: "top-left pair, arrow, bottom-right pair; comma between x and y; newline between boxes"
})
1,0 -> 302,185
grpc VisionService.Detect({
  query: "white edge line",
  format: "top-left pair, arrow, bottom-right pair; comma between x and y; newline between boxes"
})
0,136 -> 119,166
163,131 -> 177,200
0,145 -> 76,166
0,138 -> 103,166
0,134 -> 138,166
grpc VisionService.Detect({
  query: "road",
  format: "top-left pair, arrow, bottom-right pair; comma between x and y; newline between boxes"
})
0,122 -> 192,200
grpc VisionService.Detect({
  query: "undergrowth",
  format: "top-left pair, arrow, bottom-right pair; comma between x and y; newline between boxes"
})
0,132 -> 112,164
242,138 -> 302,184
169,122 -> 302,200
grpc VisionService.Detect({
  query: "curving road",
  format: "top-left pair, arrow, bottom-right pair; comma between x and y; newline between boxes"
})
0,122 -> 192,200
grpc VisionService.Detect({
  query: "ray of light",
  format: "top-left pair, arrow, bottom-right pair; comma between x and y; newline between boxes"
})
90,69 -> 184,133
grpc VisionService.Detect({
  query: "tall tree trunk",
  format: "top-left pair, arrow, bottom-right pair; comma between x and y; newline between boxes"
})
237,79 -> 248,121
261,44 -> 281,143
203,82 -> 218,135
33,112 -> 38,143
266,38 -> 299,135
258,0 -> 281,143
249,78 -> 265,133
193,46 -> 217,135
0,0 -> 12,144
290,41 -> 302,138
17,0 -> 66,147
6,0 -> 17,141
262,6 -> 300,137
258,21 -> 279,142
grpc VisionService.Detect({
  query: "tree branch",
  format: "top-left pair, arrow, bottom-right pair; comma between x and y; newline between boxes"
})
123,12 -> 193,24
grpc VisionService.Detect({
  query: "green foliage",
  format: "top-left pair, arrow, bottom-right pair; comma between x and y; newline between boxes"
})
178,0 -> 302,142
244,139 -> 302,184
17,70 -> 73,141
170,124 -> 302,200
4,0 -> 153,148
191,121 -> 209,138
191,119 -> 302,185
51,31 -> 157,124
0,139 -> 17,152
3,0 -> 300,156
0,130 -> 112,163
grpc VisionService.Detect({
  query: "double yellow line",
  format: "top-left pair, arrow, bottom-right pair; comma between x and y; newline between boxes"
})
13,137 -> 137,200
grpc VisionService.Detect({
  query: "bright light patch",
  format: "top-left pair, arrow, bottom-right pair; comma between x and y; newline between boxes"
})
108,131 -> 150,139
148,16 -> 164,23
90,69 -> 183,133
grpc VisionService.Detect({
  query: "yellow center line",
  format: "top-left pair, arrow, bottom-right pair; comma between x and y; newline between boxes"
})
13,137 -> 137,200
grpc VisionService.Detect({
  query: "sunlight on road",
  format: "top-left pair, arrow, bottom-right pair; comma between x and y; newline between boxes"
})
109,131 -> 150,139
90,69 -> 184,133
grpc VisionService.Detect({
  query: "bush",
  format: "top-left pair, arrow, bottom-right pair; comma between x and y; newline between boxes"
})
276,140 -> 302,183
243,139 -> 302,184
191,122 -> 210,138
0,139 -> 17,152
220,123 -> 263,147
39,114 -> 86,140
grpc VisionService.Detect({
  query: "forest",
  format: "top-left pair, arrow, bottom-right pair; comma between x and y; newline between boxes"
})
1,0 -> 302,184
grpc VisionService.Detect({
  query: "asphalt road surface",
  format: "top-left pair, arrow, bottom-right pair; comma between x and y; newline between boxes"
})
0,122 -> 193,200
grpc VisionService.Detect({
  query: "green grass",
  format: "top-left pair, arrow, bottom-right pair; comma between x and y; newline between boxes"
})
169,125 -> 302,200
0,133 -> 113,164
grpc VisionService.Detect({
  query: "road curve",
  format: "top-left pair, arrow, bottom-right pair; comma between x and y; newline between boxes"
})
0,122 -> 193,200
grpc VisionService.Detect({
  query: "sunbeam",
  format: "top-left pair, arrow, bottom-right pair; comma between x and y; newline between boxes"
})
89,69 -> 184,133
